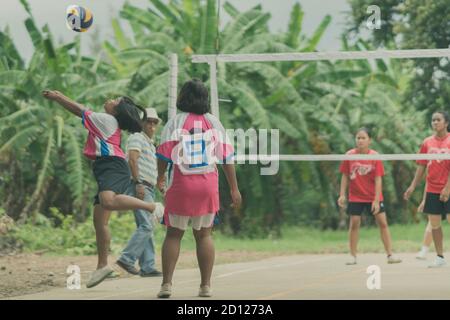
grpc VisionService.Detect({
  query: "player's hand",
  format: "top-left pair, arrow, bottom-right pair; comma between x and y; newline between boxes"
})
371,201 -> 380,215
418,200 -> 425,213
337,196 -> 346,208
42,90 -> 60,100
403,186 -> 415,201
157,176 -> 166,195
230,188 -> 242,209
440,188 -> 450,202
135,184 -> 145,200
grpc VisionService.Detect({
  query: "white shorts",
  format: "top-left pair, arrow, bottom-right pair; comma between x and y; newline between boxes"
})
168,213 -> 215,231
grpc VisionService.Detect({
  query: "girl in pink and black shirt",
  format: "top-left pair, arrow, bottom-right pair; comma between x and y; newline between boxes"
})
42,90 -> 163,288
338,128 -> 402,265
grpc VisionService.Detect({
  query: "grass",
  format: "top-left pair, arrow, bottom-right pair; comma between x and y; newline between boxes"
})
9,211 -> 449,256
149,222 -> 448,254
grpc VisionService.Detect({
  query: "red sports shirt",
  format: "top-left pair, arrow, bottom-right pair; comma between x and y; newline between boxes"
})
416,133 -> 450,194
339,149 -> 385,202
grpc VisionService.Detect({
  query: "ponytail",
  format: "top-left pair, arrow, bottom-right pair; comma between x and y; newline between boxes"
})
115,96 -> 147,133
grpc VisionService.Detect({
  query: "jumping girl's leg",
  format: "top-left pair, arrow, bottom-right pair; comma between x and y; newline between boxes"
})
99,190 -> 157,212
93,204 -> 112,269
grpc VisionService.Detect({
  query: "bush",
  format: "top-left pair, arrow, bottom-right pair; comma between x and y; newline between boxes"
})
9,208 -> 138,255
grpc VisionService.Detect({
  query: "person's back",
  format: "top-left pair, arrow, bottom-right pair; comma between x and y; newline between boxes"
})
155,79 -> 241,298
158,111 -> 233,221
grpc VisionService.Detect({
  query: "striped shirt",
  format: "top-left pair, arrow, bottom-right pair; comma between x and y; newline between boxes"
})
127,132 -> 157,186
82,110 -> 125,160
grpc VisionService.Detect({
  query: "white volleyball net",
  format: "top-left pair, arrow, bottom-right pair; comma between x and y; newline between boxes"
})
189,49 -> 450,165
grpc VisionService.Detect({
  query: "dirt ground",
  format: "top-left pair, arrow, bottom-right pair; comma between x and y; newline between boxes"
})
0,250 -> 279,299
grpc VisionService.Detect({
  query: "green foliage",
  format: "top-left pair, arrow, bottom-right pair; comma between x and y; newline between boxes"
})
5,210 -> 441,255
10,208 -> 137,255
0,0 -> 441,238
347,0 -> 450,114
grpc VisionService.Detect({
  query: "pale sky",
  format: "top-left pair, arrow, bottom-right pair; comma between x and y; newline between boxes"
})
0,0 -> 351,62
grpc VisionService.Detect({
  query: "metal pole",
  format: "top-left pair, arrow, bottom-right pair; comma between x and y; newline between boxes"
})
168,53 -> 178,120
209,58 -> 220,118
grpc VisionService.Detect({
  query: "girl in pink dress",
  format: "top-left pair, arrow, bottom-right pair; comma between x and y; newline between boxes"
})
156,79 -> 242,298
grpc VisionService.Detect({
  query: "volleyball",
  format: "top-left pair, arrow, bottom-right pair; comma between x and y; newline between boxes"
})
66,5 -> 93,33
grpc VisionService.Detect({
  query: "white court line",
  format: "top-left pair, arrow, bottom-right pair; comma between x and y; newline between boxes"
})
259,267 -> 367,300
87,256 -> 335,299
214,256 -> 335,279
86,278 -> 198,300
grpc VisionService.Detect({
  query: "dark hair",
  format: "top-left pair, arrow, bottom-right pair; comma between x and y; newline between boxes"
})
115,97 -> 147,133
432,110 -> 450,132
356,127 -> 372,138
176,79 -> 210,115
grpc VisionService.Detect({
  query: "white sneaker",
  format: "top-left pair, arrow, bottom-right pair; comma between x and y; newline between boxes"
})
428,256 -> 446,268
387,255 -> 402,264
345,256 -> 357,265
157,283 -> 172,298
152,202 -> 165,220
86,265 -> 114,288
198,285 -> 212,298
416,250 -> 427,260
416,246 -> 429,260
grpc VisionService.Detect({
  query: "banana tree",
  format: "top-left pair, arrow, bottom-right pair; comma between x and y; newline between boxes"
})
0,0 -> 104,222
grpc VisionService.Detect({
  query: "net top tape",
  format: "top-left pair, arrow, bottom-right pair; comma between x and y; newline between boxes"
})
192,49 -> 450,63
234,154 -> 450,162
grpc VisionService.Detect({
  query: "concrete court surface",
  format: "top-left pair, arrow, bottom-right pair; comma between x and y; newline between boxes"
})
6,253 -> 450,300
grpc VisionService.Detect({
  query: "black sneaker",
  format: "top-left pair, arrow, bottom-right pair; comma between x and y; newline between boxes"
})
140,269 -> 163,277
115,260 -> 139,275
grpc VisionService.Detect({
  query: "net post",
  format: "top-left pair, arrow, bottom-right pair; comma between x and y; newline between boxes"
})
168,53 -> 178,120
209,58 -> 220,118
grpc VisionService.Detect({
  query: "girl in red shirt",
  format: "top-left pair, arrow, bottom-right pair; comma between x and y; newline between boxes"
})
338,128 -> 402,265
404,111 -> 450,267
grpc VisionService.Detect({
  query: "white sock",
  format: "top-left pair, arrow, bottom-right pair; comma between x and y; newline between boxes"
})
421,246 -> 429,253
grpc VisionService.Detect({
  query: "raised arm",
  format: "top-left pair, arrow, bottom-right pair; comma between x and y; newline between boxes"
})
42,90 -> 87,118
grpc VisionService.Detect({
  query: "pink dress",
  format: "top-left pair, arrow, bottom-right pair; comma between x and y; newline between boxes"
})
156,112 -> 234,220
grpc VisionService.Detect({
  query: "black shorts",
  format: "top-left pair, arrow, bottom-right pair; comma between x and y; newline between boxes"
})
423,193 -> 450,216
92,156 -> 132,205
347,202 -> 385,216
